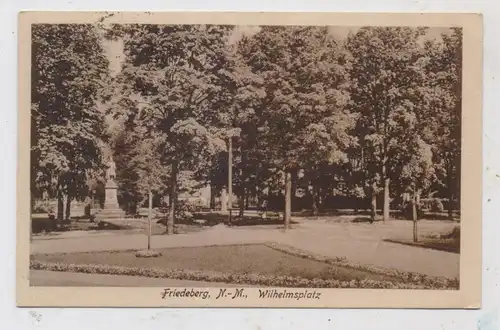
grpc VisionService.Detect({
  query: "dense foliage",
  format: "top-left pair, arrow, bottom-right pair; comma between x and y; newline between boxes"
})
31,24 -> 462,237
31,24 -> 110,222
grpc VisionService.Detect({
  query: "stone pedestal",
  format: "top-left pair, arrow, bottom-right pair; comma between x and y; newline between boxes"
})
104,180 -> 120,209
95,179 -> 125,221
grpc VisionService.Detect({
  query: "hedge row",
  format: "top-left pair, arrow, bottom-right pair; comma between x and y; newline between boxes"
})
263,242 -> 459,290
135,249 -> 163,258
31,260 -> 433,289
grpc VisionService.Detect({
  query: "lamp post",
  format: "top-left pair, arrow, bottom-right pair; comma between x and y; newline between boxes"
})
91,189 -> 96,221
228,135 -> 233,226
226,128 -> 241,226
148,187 -> 152,250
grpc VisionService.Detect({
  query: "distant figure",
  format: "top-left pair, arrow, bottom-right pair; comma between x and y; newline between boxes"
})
106,157 -> 116,181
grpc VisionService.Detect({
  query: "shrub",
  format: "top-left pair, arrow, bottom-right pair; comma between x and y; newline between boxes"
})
400,202 -> 424,220
421,198 -> 445,213
157,200 -> 198,224
32,200 -> 55,214
135,249 -> 163,258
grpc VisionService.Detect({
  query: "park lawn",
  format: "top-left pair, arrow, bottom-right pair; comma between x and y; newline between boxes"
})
384,238 -> 459,254
32,216 -> 121,234
32,214 -> 207,237
31,244 -> 404,284
192,212 -> 298,226
109,219 -> 207,236
384,225 -> 460,254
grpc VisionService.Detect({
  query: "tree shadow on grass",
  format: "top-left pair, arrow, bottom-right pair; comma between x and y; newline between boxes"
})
351,217 -> 377,223
32,216 -> 129,234
384,238 -> 460,254
188,213 -> 298,227
231,217 -> 299,227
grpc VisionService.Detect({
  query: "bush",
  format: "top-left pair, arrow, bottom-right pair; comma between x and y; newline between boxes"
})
157,200 -> 198,224
32,200 -> 55,214
135,249 -> 162,258
400,202 -> 424,220
421,198 -> 445,213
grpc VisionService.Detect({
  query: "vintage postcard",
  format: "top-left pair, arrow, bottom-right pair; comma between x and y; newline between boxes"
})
17,12 -> 482,308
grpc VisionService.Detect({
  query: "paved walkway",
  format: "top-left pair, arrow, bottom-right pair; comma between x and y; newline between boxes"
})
31,220 -> 459,279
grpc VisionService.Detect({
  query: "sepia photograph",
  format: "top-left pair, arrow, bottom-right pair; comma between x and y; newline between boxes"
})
17,12 -> 482,308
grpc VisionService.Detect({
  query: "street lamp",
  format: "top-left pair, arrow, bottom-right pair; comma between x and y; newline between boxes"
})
227,127 -> 241,226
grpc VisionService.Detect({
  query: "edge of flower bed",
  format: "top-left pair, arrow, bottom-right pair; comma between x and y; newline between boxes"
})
30,242 -> 458,289
30,259 -> 439,289
263,242 -> 459,290
32,243 -> 267,257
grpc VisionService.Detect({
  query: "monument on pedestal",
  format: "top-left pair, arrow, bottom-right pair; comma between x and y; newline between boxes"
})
95,157 -> 126,222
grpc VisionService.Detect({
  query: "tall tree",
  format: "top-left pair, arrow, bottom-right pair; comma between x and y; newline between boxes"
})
225,34 -> 268,217
239,26 -> 354,228
421,29 -> 462,219
397,136 -> 434,241
108,24 -> 233,234
347,27 -> 428,222
31,24 -> 110,223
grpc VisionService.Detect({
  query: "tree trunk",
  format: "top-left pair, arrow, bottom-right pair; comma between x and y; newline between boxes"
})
220,188 -> 227,212
416,189 -> 421,216
447,164 -> 454,220
30,192 -> 35,213
228,136 -> 233,212
209,184 -> 216,210
447,198 -> 454,219
382,163 -> 390,221
412,185 -> 418,243
291,169 -> 298,211
311,181 -> 318,216
30,193 -> 34,242
370,182 -> 377,223
167,162 -> 178,235
455,154 -> 461,218
284,170 -> 292,230
84,197 -> 91,218
316,185 -> 322,213
64,195 -> 71,222
238,187 -> 245,218
167,193 -> 172,224
148,188 -> 152,249
57,190 -> 64,224
318,184 -> 325,213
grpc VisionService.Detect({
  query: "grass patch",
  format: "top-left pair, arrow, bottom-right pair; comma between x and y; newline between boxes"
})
384,225 -> 460,254
32,216 -> 131,234
265,242 -> 458,289
31,244 -> 457,289
384,238 -> 460,254
230,217 -> 299,227
192,212 -> 297,227
32,244 -> 395,283
31,260 -> 431,289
